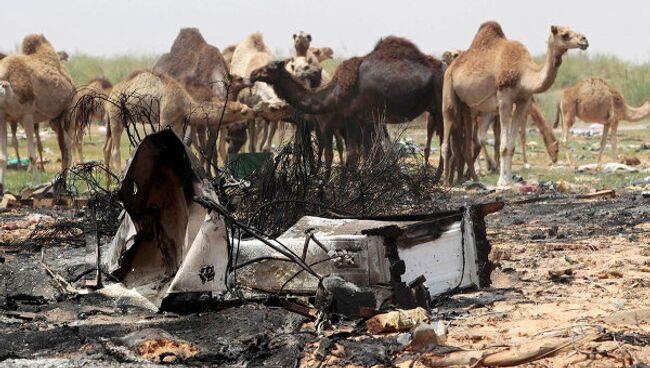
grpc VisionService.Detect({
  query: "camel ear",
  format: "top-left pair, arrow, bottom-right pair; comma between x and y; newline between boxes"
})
307,34 -> 312,42
551,25 -> 558,35
293,33 -> 297,40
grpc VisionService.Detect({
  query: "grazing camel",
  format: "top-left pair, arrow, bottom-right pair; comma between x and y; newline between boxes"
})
555,77 -> 650,165
0,35 -> 75,194
230,32 -> 292,152
68,77 -> 113,164
250,36 -> 445,168
441,21 -> 588,187
103,71 -> 254,174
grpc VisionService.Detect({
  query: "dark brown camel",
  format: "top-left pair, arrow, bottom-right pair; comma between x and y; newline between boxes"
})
250,36 -> 445,168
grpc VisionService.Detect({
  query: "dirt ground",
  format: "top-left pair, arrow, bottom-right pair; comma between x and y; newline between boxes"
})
1,188 -> 649,367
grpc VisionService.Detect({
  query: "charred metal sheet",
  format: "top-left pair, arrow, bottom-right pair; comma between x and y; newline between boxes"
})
105,130 -> 501,311
104,130 -> 228,308
233,203 -> 500,307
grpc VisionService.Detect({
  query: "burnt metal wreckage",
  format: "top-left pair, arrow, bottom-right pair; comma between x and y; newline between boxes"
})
102,130 -> 502,317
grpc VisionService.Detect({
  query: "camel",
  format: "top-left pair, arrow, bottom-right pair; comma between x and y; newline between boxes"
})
2,50 -> 70,171
230,32 -> 291,153
250,36 -> 445,168
68,77 -> 113,164
555,77 -> 650,165
153,28 -> 252,172
103,70 -> 254,174
0,34 -> 76,194
441,21 -> 588,187
441,48 -> 558,175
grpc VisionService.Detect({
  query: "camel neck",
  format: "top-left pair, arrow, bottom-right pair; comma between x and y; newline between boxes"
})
623,99 -> 650,122
269,70 -> 340,114
529,42 -> 565,94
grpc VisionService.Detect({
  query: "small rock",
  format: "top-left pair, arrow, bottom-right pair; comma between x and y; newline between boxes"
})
531,232 -> 546,240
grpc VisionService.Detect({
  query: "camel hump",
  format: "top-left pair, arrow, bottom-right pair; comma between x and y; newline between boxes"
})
470,21 -> 507,49
248,32 -> 268,52
21,34 -> 57,57
5,58 -> 36,104
171,28 -> 208,52
330,56 -> 363,93
88,77 -> 113,90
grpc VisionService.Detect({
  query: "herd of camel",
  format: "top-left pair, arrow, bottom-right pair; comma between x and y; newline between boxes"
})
1,20 -> 650,194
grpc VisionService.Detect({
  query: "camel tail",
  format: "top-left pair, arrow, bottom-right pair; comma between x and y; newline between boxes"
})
553,101 -> 561,128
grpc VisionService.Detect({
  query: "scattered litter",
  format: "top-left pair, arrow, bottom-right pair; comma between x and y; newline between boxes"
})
620,156 -> 641,166
366,307 -> 430,334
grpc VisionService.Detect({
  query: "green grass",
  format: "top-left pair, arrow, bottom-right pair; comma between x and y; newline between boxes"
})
64,54 -> 157,86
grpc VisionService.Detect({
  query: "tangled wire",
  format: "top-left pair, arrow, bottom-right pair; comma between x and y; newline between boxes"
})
226,115 -> 449,237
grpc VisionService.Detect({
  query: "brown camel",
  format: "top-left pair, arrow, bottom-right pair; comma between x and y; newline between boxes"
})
68,77 -> 113,164
103,70 -> 254,174
250,36 -> 445,168
555,77 -> 650,165
441,49 -> 558,174
0,34 -> 75,194
442,21 -> 588,187
3,49 -> 70,171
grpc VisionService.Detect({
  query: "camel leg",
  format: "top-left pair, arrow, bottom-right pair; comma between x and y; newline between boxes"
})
424,112 -> 434,165
111,123 -> 123,174
0,118 -> 7,195
461,107 -> 478,182
478,113 -> 497,172
218,127 -> 228,165
10,122 -> 21,164
259,120 -> 270,152
345,121 -> 361,168
22,115 -> 41,185
103,125 -> 112,174
334,129 -> 345,164
597,123 -> 610,165
35,123 -> 45,170
610,121 -> 619,161
264,121 -> 278,151
520,119 -> 527,164
559,102 -> 576,166
247,120 -> 256,153
492,116 -> 501,170
496,93 -> 516,188
323,126 -> 335,172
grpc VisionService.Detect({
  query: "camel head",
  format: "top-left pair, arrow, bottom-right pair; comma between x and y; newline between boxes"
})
229,75 -> 252,91
549,26 -> 589,52
293,31 -> 312,55
223,100 -> 255,122
310,47 -> 334,62
546,139 -> 559,164
442,49 -> 463,65
57,51 -> 69,61
286,57 -> 323,88
0,81 -> 13,98
250,60 -> 287,84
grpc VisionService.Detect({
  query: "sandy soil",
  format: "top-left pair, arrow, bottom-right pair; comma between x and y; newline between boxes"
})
1,190 -> 649,367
